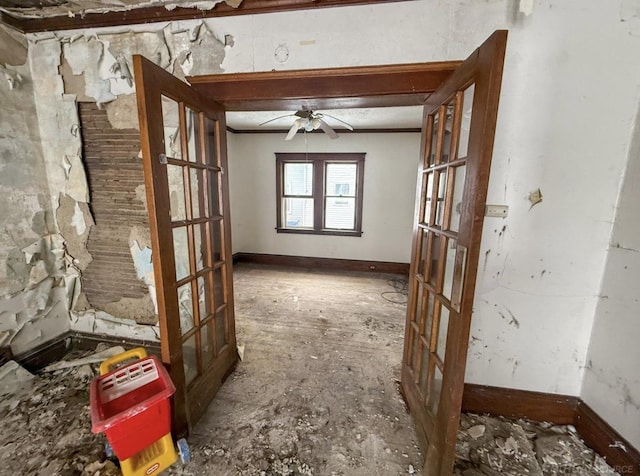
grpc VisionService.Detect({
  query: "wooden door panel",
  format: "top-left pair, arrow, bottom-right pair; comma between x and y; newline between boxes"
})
133,54 -> 237,437
401,30 -> 507,475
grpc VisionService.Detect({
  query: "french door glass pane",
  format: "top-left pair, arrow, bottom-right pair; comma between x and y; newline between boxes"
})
440,103 -> 454,164
161,96 -> 181,160
325,163 -> 356,196
443,238 -> 457,300
201,323 -> 214,366
178,283 -> 194,334
423,290 -> 435,348
204,117 -> 218,167
413,284 -> 424,324
411,331 -> 420,372
213,266 -> 224,309
183,333 -> 198,386
208,171 -> 220,217
435,170 -> 448,227
429,364 -> 443,414
167,165 -> 186,221
417,230 -> 428,278
173,226 -> 189,281
449,165 -> 466,232
186,108 -> 200,163
428,112 -> 439,167
194,223 -> 206,272
423,172 -> 434,225
428,234 -> 442,286
212,219 -> 222,263
284,198 -> 314,228
458,84 -> 475,159
190,168 -> 203,219
215,308 -> 226,352
325,197 -> 355,229
284,163 -> 313,195
437,304 -> 450,362
197,273 -> 212,320
419,343 -> 429,395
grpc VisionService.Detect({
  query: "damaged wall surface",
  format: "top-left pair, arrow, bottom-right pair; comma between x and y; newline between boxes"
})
77,102 -> 156,324
581,100 -> 640,449
0,25 -> 70,355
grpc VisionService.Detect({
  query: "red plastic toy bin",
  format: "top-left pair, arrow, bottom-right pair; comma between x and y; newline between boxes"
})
90,355 -> 176,461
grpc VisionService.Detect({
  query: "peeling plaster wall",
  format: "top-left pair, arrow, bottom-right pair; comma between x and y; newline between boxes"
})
581,101 -> 640,449
0,26 -> 70,354
25,20 -> 229,341
227,132 -> 420,263
21,0 -> 640,408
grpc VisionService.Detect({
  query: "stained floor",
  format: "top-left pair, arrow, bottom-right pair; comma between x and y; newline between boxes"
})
168,264 -> 424,475
0,263 -> 622,475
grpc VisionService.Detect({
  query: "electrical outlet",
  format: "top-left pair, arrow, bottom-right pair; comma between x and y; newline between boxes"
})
485,204 -> 509,218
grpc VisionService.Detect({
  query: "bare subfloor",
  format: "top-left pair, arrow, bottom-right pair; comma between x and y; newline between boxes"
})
0,264 -> 621,475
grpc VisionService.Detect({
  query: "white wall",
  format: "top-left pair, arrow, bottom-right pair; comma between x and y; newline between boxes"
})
227,132 -> 420,262
581,102 -> 640,449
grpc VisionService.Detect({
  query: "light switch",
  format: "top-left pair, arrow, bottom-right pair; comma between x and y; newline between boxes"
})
485,205 -> 509,218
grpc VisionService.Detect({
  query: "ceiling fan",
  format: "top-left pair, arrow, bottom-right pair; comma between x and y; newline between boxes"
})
259,110 -> 354,140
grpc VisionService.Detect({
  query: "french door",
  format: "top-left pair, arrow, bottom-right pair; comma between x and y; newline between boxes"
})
133,55 -> 237,436
401,31 -> 507,474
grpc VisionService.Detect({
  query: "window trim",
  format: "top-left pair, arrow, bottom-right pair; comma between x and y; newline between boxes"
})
276,152 -> 365,237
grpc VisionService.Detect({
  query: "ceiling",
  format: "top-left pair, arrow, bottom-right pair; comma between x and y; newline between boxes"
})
225,106 -> 424,132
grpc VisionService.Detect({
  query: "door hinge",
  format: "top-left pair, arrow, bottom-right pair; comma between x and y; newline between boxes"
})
159,153 -> 167,164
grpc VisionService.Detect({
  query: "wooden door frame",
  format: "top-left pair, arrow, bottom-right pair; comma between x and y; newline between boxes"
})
134,55 -> 238,436
187,61 -> 462,111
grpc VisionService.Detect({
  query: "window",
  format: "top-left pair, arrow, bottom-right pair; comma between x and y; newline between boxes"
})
276,153 -> 365,236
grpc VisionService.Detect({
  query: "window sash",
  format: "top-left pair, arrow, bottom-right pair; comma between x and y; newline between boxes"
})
275,153 -> 364,236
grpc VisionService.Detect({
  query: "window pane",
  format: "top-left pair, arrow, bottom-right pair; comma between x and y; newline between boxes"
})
173,226 -> 189,281
167,165 -> 186,221
437,304 -> 450,363
325,163 -> 356,196
197,273 -> 212,320
215,308 -> 226,353
443,238 -> 457,299
283,198 -> 314,228
201,322 -> 214,367
429,364 -> 443,414
183,333 -> 197,386
204,117 -> 218,166
190,168 -> 203,219
458,84 -> 475,159
161,96 -> 181,160
325,197 -> 355,230
449,165 -> 466,232
177,283 -> 194,334
186,108 -> 200,163
284,163 -> 313,196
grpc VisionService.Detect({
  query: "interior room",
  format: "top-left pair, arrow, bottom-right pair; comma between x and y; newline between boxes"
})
0,1 -> 639,475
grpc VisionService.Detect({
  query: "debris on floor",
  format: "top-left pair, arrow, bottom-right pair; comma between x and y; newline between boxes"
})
455,413 -> 620,476
0,266 -> 625,476
0,349 -> 111,476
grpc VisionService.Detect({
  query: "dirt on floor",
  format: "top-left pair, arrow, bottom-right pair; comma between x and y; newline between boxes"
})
0,265 -> 624,476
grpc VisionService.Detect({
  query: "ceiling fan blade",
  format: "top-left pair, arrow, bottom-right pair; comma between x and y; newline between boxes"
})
285,121 -> 300,141
321,113 -> 354,131
295,110 -> 312,119
258,114 -> 295,126
317,119 -> 338,139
